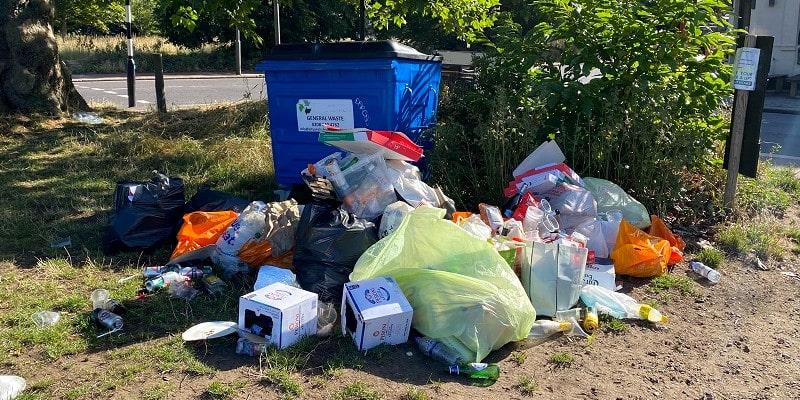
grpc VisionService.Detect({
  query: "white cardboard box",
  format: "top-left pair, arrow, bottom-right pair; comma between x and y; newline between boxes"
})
239,283 -> 318,349
583,258 -> 617,292
341,276 -> 413,351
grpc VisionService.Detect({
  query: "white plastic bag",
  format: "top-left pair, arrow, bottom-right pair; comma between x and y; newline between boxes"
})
379,201 -> 415,238
213,201 -> 267,277
541,183 -> 598,231
573,219 -> 609,258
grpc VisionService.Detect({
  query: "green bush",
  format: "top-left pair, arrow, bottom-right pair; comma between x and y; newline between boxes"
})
430,0 -> 737,215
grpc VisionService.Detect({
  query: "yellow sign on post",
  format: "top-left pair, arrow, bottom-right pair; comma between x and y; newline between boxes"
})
732,47 -> 760,91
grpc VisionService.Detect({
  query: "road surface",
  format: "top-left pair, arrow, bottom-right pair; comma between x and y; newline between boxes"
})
73,75 -> 266,110
760,111 -> 800,168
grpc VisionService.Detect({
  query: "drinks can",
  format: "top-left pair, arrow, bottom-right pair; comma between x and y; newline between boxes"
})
91,309 -> 123,331
103,299 -> 128,315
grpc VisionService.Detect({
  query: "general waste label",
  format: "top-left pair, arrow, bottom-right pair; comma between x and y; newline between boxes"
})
296,99 -> 355,132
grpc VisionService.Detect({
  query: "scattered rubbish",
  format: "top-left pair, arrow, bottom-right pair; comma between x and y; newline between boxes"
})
448,363 -> 500,380
90,289 -> 110,310
239,283 -> 318,349
0,375 -> 26,400
144,271 -> 184,293
526,320 -> 572,341
182,321 -> 238,342
254,265 -> 298,291
415,336 -> 465,365
341,277 -> 413,351
235,337 -> 270,356
316,302 -> 337,337
90,308 -> 124,338
689,261 -> 721,284
583,306 -> 599,334
50,236 -> 72,248
580,285 -> 668,323
31,311 -> 60,328
102,299 -> 128,315
72,111 -> 105,125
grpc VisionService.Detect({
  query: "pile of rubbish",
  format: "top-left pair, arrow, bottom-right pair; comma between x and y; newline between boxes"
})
30,128 -> 712,388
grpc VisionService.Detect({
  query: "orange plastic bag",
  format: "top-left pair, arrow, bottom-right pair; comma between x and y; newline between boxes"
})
610,219 -> 671,278
170,211 -> 238,260
648,215 -> 685,265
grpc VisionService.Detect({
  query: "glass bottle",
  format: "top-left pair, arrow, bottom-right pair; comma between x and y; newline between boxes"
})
448,363 -> 500,380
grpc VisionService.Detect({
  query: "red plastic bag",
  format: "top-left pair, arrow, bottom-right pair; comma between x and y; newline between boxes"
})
170,211 -> 238,260
610,220 -> 671,278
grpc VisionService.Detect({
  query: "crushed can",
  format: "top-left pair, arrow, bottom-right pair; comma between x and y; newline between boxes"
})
90,308 -> 123,331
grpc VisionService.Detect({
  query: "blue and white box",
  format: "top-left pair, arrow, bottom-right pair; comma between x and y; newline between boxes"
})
341,276 -> 413,351
239,282 -> 318,349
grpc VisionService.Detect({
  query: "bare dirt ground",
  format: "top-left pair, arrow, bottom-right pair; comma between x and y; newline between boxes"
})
11,206 -> 800,400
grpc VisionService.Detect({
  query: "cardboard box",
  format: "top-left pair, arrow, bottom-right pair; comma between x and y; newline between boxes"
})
583,258 -> 617,292
319,128 -> 424,162
238,283 -> 318,349
341,276 -> 413,351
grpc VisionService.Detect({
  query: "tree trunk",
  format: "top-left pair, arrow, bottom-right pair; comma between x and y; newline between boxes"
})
0,0 -> 88,115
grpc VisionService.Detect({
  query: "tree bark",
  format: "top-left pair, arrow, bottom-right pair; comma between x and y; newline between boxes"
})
0,0 -> 89,115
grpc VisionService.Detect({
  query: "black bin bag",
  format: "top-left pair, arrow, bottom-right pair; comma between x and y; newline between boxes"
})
102,173 -> 186,255
293,200 -> 379,303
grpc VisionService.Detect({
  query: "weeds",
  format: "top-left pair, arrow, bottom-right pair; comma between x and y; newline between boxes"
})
601,315 -> 629,334
549,353 -> 575,369
648,274 -> 696,296
404,385 -> 428,400
510,350 -> 527,366
332,381 -> 382,400
717,216 -> 785,261
696,248 -> 724,268
515,375 -> 539,395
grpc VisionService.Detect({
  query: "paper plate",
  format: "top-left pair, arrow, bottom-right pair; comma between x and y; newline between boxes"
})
182,321 -> 238,341
0,375 -> 26,400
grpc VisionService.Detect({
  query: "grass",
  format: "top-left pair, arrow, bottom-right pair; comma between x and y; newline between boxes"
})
716,216 -> 785,261
648,274 -> 696,296
601,314 -> 629,334
548,352 -> 575,369
332,381 -> 383,400
404,385 -> 428,400
510,350 -> 527,366
696,248 -> 724,268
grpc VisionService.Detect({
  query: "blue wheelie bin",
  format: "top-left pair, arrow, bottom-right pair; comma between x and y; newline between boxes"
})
256,40 -> 442,186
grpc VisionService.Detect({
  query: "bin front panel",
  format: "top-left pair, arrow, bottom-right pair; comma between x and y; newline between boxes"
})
259,58 -> 441,186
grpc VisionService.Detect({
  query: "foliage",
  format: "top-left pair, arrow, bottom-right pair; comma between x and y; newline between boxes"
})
648,274 -> 696,296
52,0 -> 124,35
514,375 -> 539,395
169,0 -> 499,46
430,0 -> 738,215
716,216 -> 785,261
696,247 -> 724,268
548,352 -> 575,369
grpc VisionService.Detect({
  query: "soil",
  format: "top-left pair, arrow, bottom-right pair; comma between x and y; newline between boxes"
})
11,206 -> 800,400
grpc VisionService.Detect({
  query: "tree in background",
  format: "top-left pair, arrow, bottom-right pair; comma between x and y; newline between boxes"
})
52,0 -> 124,35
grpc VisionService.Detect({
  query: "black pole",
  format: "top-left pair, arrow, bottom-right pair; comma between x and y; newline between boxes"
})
235,28 -> 242,75
125,0 -> 135,107
359,0 -> 365,41
153,53 -> 166,113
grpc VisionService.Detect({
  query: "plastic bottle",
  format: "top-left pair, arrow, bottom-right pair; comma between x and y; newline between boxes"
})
448,363 -> 500,380
583,306 -> 599,333
526,320 -> 572,340
689,261 -> 720,284
145,271 -> 183,293
415,336 -> 465,365
580,285 -> 667,323
102,299 -> 128,315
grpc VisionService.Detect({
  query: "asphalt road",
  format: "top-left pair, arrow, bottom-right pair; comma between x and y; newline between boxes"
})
73,74 -> 266,110
760,112 -> 800,167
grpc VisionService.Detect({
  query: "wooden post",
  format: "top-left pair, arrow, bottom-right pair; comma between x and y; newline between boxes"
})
153,53 -> 167,113
724,34 -> 757,209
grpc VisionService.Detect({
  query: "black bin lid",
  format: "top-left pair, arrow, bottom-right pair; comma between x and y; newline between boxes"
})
265,40 -> 442,62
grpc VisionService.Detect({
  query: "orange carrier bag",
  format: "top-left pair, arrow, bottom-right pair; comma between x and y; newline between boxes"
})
647,215 -> 685,265
610,219 -> 671,278
170,210 -> 238,260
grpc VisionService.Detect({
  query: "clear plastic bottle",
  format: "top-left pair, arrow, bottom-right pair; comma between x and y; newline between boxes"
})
145,271 -> 183,293
415,336 -> 464,365
527,320 -> 572,340
583,306 -> 599,333
580,285 -> 667,323
689,261 -> 720,284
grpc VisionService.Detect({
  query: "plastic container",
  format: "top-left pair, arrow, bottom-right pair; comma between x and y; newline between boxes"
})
415,336 -> 465,365
330,153 -> 397,221
256,40 -> 443,186
31,311 -> 60,328
583,306 -> 599,333
689,261 -> 721,284
90,289 -> 110,310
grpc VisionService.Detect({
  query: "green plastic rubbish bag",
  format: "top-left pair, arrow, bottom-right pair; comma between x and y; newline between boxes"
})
350,206 -> 536,362
583,177 -> 650,229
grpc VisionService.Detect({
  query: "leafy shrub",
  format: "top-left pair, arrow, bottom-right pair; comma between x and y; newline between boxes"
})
430,0 -> 737,216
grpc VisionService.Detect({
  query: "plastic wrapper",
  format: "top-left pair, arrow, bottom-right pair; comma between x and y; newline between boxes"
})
213,201 -> 267,278
611,219 -> 671,278
350,206 -> 536,362
170,211 -> 238,260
